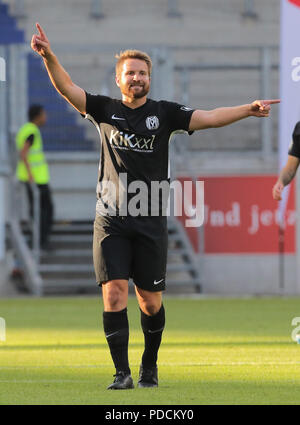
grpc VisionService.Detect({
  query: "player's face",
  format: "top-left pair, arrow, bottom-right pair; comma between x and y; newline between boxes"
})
116,59 -> 150,99
37,110 -> 47,126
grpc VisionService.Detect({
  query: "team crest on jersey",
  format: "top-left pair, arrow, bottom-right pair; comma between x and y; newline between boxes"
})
146,116 -> 160,130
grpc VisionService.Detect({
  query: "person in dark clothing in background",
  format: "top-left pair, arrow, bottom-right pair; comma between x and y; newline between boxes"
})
16,104 -> 53,249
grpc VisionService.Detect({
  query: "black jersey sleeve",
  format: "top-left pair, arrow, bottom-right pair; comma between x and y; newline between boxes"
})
162,101 -> 195,133
84,92 -> 112,124
288,122 -> 300,158
25,134 -> 34,146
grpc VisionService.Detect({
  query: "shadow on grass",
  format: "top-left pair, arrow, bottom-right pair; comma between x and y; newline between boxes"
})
1,372 -> 300,405
0,340 -> 292,351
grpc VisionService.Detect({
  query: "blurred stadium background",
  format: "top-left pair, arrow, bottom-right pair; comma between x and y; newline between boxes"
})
0,0 -> 298,297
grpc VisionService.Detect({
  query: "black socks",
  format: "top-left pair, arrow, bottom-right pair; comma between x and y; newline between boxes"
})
103,308 -> 130,375
103,305 -> 166,374
140,304 -> 165,368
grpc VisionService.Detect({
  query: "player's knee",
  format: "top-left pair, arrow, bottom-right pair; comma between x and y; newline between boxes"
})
143,301 -> 161,316
106,291 -> 121,309
106,282 -> 126,309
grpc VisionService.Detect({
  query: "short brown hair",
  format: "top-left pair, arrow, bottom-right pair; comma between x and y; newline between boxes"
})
115,50 -> 152,76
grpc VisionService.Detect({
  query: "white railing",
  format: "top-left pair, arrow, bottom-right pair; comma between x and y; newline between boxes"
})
8,177 -> 42,295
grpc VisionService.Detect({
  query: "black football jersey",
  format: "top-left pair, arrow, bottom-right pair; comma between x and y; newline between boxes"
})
288,121 -> 300,158
83,92 -> 194,216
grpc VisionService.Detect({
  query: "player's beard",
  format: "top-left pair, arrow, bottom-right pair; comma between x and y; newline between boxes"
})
122,82 -> 150,99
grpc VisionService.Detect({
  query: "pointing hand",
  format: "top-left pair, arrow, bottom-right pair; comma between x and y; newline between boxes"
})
31,23 -> 51,58
250,99 -> 280,117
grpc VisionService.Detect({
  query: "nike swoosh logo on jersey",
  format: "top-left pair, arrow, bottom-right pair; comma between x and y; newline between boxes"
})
112,114 -> 125,120
180,106 -> 192,111
154,279 -> 164,285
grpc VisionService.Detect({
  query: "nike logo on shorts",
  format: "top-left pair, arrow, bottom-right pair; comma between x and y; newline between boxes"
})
112,114 -> 125,120
154,279 -> 164,285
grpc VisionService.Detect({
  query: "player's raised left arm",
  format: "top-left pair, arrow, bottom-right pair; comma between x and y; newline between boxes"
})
189,99 -> 280,131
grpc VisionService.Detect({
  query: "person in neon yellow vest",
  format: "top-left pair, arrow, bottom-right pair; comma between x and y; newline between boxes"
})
16,105 -> 53,249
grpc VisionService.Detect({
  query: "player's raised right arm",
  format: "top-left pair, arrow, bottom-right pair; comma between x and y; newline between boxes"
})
31,23 -> 86,114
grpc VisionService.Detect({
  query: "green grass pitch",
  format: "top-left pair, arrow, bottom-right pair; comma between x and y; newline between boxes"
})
0,296 -> 300,405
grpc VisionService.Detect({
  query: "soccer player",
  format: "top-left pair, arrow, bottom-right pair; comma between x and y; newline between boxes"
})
273,122 -> 300,201
31,22 -> 280,390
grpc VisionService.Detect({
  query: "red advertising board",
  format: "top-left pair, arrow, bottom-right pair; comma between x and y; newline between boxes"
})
176,176 -> 296,254
288,0 -> 300,8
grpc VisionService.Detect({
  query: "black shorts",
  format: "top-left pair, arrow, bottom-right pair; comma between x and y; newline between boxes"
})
93,215 -> 167,292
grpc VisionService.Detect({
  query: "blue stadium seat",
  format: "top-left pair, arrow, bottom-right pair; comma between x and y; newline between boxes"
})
0,1 -> 25,44
28,54 -> 93,151
0,16 -> 16,25
0,0 -> 92,151
0,3 -> 9,14
0,30 -> 24,44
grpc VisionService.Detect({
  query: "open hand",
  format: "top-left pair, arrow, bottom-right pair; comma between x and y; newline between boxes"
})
272,181 -> 284,201
250,99 -> 280,117
31,23 -> 51,58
